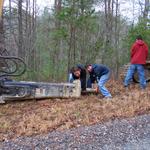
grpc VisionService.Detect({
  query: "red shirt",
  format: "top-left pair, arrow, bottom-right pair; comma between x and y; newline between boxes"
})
131,40 -> 148,64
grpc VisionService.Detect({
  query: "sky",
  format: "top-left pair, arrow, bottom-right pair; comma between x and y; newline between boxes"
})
36,0 -> 139,22
4,0 -> 54,9
4,0 -> 140,22
37,0 -> 54,9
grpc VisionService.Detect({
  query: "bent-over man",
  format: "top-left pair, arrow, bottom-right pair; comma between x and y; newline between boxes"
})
86,64 -> 112,98
69,64 -> 86,91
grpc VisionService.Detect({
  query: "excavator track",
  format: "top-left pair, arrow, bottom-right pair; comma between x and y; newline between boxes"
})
120,62 -> 150,83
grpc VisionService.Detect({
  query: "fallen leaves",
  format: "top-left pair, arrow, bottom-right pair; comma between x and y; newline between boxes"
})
0,80 -> 150,141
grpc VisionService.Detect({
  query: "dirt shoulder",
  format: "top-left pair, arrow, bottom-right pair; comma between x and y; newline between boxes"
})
1,113 -> 150,149
0,80 -> 150,142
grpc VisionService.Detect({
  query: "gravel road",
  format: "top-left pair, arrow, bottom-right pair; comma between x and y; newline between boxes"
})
0,114 -> 150,150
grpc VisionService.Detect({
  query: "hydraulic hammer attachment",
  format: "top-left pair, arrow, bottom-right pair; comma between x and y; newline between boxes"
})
0,50 -> 81,103
0,79 -> 81,103
0,56 -> 26,77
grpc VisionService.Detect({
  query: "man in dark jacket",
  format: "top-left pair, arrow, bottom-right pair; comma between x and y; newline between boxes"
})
69,64 -> 86,91
86,64 -> 112,98
124,35 -> 148,89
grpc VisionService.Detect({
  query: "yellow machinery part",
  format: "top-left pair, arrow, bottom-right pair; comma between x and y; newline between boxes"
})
0,0 -> 4,19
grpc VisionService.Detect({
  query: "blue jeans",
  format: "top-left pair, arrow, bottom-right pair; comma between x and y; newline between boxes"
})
98,72 -> 112,98
69,73 -> 74,83
124,64 -> 146,89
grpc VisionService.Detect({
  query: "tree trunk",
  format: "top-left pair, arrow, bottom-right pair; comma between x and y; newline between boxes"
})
0,17 -> 4,53
102,0 -> 114,64
18,0 -> 24,58
52,0 -> 62,81
0,0 -> 4,53
114,0 -> 120,78
0,8 -> 5,68
143,0 -> 149,19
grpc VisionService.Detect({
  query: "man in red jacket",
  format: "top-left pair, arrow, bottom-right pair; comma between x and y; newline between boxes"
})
124,35 -> 148,89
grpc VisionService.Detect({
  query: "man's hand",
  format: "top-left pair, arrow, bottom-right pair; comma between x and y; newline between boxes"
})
95,86 -> 99,93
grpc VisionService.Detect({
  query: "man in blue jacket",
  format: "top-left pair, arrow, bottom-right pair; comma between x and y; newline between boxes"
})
69,64 -> 86,91
86,64 -> 112,98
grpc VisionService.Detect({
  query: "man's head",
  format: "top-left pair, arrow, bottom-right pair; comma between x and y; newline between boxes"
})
136,35 -> 143,40
85,64 -> 92,73
71,67 -> 81,77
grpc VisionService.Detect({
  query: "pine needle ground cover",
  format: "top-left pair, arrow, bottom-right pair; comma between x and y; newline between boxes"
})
0,80 -> 150,141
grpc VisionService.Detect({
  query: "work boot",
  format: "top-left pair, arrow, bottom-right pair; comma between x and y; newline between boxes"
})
103,96 -> 112,100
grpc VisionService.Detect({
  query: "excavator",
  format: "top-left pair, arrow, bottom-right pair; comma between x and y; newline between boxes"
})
0,0 -> 81,103
0,0 -> 150,103
120,62 -> 150,83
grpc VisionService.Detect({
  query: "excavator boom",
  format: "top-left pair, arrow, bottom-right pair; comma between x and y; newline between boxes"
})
0,0 -> 4,19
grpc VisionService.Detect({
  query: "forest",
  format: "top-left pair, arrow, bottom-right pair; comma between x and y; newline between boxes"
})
1,0 -> 150,82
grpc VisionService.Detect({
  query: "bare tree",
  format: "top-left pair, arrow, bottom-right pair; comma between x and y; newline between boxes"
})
101,0 -> 114,63
18,0 -> 24,58
0,0 -> 4,54
114,0 -> 120,78
143,0 -> 150,19
52,0 -> 62,80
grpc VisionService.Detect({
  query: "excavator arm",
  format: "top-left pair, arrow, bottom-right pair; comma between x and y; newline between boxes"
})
0,0 -> 4,19
0,0 -> 82,104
